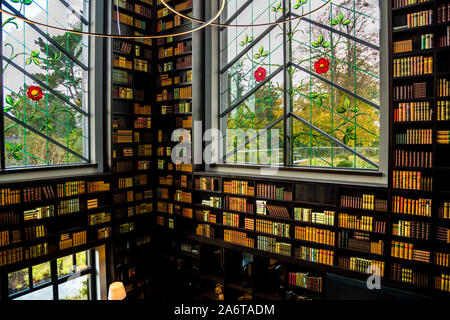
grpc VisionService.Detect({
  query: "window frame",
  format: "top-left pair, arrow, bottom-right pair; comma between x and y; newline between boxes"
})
5,249 -> 97,301
214,0 -> 385,174
0,0 -> 104,174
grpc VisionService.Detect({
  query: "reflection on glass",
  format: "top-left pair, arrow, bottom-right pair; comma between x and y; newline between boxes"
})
32,262 -> 51,286
57,255 -> 74,278
8,268 -> 29,295
14,285 -> 53,300
58,274 -> 91,300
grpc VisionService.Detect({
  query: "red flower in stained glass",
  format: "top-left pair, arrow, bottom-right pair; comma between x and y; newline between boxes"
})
27,86 -> 43,101
254,67 -> 267,82
314,58 -> 330,74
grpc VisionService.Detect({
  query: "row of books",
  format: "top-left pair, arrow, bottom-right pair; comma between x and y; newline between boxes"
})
88,212 -> 111,226
394,82 -> 427,100
439,202 -> 450,219
225,196 -> 253,213
295,246 -> 334,266
339,231 -> 384,255
23,186 -> 55,202
406,9 -> 433,28
59,230 -> 87,250
174,190 -> 192,203
393,56 -> 433,77
113,56 -> 133,70
24,224 -> 46,241
200,196 -> 221,208
113,69 -> 132,85
257,235 -> 291,256
438,78 -> 450,97
393,150 -> 432,168
134,103 -> 152,115
294,208 -> 335,226
87,181 -> 110,193
338,213 -> 385,233
392,196 -> 432,216
420,33 -> 434,49
57,198 -> 81,215
393,39 -> 412,53
223,229 -> 254,248
393,102 -> 432,122
113,160 -> 133,173
24,206 -> 55,221
57,181 -> 85,197
195,177 -> 217,191
435,252 -> 450,267
437,3 -> 450,23
113,40 -> 133,55
339,256 -> 385,276
392,0 -> 430,9
223,212 -> 240,228
175,56 -> 192,69
437,100 -> 450,121
223,180 -> 255,196
437,27 -> 450,47
0,211 -> 20,227
434,275 -> 450,292
394,129 -> 433,144
392,220 -> 431,240
294,226 -> 335,246
392,170 -> 433,191
256,184 -> 292,200
436,130 -> 450,144
391,240 -> 430,262
435,227 -> 450,243
196,224 -> 214,238
340,194 -> 387,211
391,263 -> 429,287
0,188 -> 20,206
287,272 -> 323,293
196,210 -> 217,224
173,86 -> 192,99
160,102 -> 192,114
266,204 -> 290,220
255,219 -> 290,238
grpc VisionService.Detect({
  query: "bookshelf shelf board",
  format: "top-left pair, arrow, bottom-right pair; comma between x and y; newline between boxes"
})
222,209 -> 254,216
294,220 -> 335,229
255,214 -> 292,223
336,246 -> 385,259
293,200 -> 336,208
255,196 -> 293,203
225,282 -> 253,294
393,48 -> 434,58
291,238 -> 335,249
253,291 -> 285,301
393,98 -> 434,103
283,283 -> 324,295
392,24 -> 434,34
338,207 -> 388,215
390,213 -> 432,221
199,274 -> 225,284
253,231 -> 291,241
390,256 -> 431,266
392,166 -> 433,171
393,121 -> 434,126
391,1 -> 434,12
194,189 -> 222,194
194,204 -> 222,211
335,226 -> 386,236
194,220 -> 221,227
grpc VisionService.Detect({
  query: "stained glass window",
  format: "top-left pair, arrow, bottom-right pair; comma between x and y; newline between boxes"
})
1,0 -> 90,169
219,0 -> 380,170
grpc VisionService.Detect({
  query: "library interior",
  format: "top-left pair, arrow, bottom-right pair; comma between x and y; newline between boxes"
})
0,0 -> 450,304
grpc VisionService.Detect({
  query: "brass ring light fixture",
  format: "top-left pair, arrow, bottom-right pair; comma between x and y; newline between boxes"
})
159,0 -> 332,28
0,0 -> 332,39
0,0 -> 226,39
